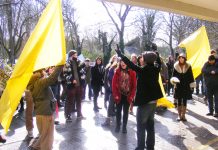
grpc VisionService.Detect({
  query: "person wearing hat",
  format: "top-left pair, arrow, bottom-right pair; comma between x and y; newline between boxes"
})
84,58 -> 92,100
115,47 -> 163,150
171,53 -> 195,121
202,54 -> 218,117
28,65 -> 63,150
63,50 -> 86,121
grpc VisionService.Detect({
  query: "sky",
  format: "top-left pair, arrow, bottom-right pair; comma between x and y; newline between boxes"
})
73,0 -> 172,47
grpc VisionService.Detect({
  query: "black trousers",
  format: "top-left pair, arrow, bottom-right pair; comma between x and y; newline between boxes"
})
116,95 -> 130,128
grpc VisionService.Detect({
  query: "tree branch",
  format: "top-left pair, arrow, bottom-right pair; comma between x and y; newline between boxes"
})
102,1 -> 120,33
0,0 -> 21,7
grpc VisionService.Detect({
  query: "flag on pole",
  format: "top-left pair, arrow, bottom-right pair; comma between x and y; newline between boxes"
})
179,26 -> 211,79
0,0 -> 66,133
157,75 -> 174,108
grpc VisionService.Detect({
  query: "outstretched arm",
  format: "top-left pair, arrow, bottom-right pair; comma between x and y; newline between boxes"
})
115,45 -> 142,73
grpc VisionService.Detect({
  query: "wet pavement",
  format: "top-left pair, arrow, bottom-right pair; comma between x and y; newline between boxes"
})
0,94 -> 218,150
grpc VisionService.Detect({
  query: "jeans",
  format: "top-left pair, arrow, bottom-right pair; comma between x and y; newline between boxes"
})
136,103 -> 156,150
107,93 -> 115,117
84,83 -> 92,99
207,86 -> 218,113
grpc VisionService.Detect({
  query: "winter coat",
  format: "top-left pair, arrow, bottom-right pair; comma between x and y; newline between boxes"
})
112,68 -> 137,104
202,61 -> 218,88
85,66 -> 91,84
172,61 -> 195,100
108,67 -> 116,92
120,54 -> 163,106
63,59 -> 86,89
91,64 -> 105,89
29,66 -> 63,116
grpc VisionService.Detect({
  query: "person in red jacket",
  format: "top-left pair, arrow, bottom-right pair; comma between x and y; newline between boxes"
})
112,59 -> 137,133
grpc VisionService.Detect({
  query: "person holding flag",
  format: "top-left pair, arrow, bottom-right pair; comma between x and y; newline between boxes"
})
28,65 -> 63,150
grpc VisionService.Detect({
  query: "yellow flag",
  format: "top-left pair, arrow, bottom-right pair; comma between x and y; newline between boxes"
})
157,75 -> 175,108
179,26 -> 210,79
0,0 -> 66,133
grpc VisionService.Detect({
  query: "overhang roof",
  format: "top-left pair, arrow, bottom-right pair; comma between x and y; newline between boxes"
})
104,0 -> 218,22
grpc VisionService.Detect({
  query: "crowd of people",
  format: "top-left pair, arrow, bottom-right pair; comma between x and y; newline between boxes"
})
1,45 -> 218,150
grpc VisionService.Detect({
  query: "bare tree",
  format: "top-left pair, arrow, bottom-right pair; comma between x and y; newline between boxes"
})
134,9 -> 159,51
63,0 -> 83,55
0,0 -> 44,64
102,1 -> 131,53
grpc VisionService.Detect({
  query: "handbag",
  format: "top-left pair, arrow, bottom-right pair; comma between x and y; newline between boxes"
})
50,98 -> 57,112
50,87 -> 57,112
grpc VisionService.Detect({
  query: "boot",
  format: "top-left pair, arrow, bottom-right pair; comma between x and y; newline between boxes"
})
122,125 -> 127,133
93,98 -> 99,112
177,106 -> 182,121
181,106 -> 187,121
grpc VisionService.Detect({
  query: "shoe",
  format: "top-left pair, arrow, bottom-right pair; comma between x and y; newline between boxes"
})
0,135 -> 6,143
176,117 -> 181,121
213,113 -> 218,117
122,127 -> 127,133
115,126 -> 120,133
93,108 -> 99,112
77,115 -> 86,120
66,116 -> 72,122
97,106 -> 102,109
27,131 -> 33,138
206,112 -> 213,116
181,117 -> 187,122
54,120 -> 60,125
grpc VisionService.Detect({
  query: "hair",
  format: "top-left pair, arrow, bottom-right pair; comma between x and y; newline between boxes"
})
137,55 -> 143,66
68,50 -> 77,58
95,56 -> 103,66
208,55 -> 216,61
105,55 -> 117,69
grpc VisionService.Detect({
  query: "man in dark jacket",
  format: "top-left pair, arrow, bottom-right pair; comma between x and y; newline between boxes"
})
202,55 -> 218,117
116,48 -> 162,150
63,50 -> 86,121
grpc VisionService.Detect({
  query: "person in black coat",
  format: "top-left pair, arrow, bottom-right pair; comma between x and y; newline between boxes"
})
202,55 -> 218,117
91,56 -> 105,112
171,53 -> 195,121
115,47 -> 162,150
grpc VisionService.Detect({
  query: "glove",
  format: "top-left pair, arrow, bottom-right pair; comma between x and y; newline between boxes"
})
115,44 -> 122,57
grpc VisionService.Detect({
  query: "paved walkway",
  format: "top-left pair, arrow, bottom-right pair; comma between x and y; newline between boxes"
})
0,94 -> 218,150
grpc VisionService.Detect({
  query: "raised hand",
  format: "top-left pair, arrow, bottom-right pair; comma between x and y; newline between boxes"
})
115,44 -> 122,57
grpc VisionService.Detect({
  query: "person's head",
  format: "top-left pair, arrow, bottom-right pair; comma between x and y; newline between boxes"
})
211,50 -> 216,55
68,50 -> 77,60
131,53 -> 137,65
95,56 -> 102,65
120,60 -> 127,70
34,68 -> 47,78
142,51 -> 157,65
137,55 -> 144,66
151,43 -> 157,51
208,55 -> 216,65
178,53 -> 187,65
111,55 -> 118,64
85,58 -> 90,66
169,55 -> 174,62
